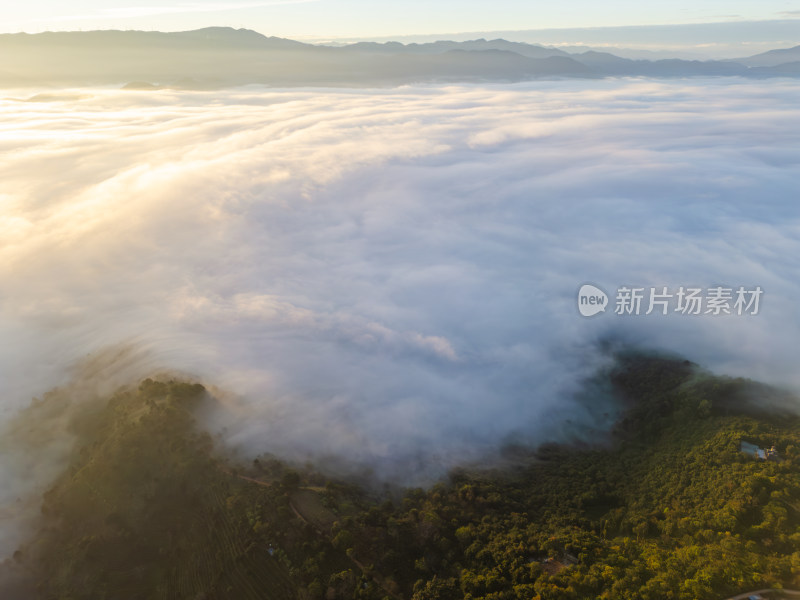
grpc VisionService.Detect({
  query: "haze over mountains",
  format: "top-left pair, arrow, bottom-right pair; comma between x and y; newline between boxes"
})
318,19 -> 800,59
3,26 -> 800,88
3,19 -> 800,591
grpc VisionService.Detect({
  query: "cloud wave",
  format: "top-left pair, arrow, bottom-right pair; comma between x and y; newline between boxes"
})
2,78 -> 800,552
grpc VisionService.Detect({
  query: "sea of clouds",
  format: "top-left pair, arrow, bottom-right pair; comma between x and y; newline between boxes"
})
1,77 -> 800,554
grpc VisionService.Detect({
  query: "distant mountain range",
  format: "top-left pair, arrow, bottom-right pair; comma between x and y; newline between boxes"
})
2,27 -> 799,88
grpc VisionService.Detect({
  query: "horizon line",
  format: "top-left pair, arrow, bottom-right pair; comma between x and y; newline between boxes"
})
2,17 -> 799,41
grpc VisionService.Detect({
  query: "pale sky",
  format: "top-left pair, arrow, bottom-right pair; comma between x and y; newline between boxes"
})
3,0 -> 799,40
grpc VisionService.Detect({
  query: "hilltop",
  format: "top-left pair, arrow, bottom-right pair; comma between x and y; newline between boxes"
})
5,353 -> 800,599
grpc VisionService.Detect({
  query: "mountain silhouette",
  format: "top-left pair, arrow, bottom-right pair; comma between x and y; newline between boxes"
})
0,27 -> 797,88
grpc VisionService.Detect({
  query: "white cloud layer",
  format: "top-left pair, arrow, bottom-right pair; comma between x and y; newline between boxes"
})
1,78 -> 800,553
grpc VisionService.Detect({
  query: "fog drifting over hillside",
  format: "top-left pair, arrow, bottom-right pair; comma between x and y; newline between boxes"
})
2,78 -> 800,552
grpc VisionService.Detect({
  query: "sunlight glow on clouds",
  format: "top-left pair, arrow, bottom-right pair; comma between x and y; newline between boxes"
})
0,80 -> 799,553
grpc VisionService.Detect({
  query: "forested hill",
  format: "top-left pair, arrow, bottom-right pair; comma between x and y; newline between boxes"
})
5,353 -> 800,599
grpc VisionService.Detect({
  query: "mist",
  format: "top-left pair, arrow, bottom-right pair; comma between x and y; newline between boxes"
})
2,78 -> 800,555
